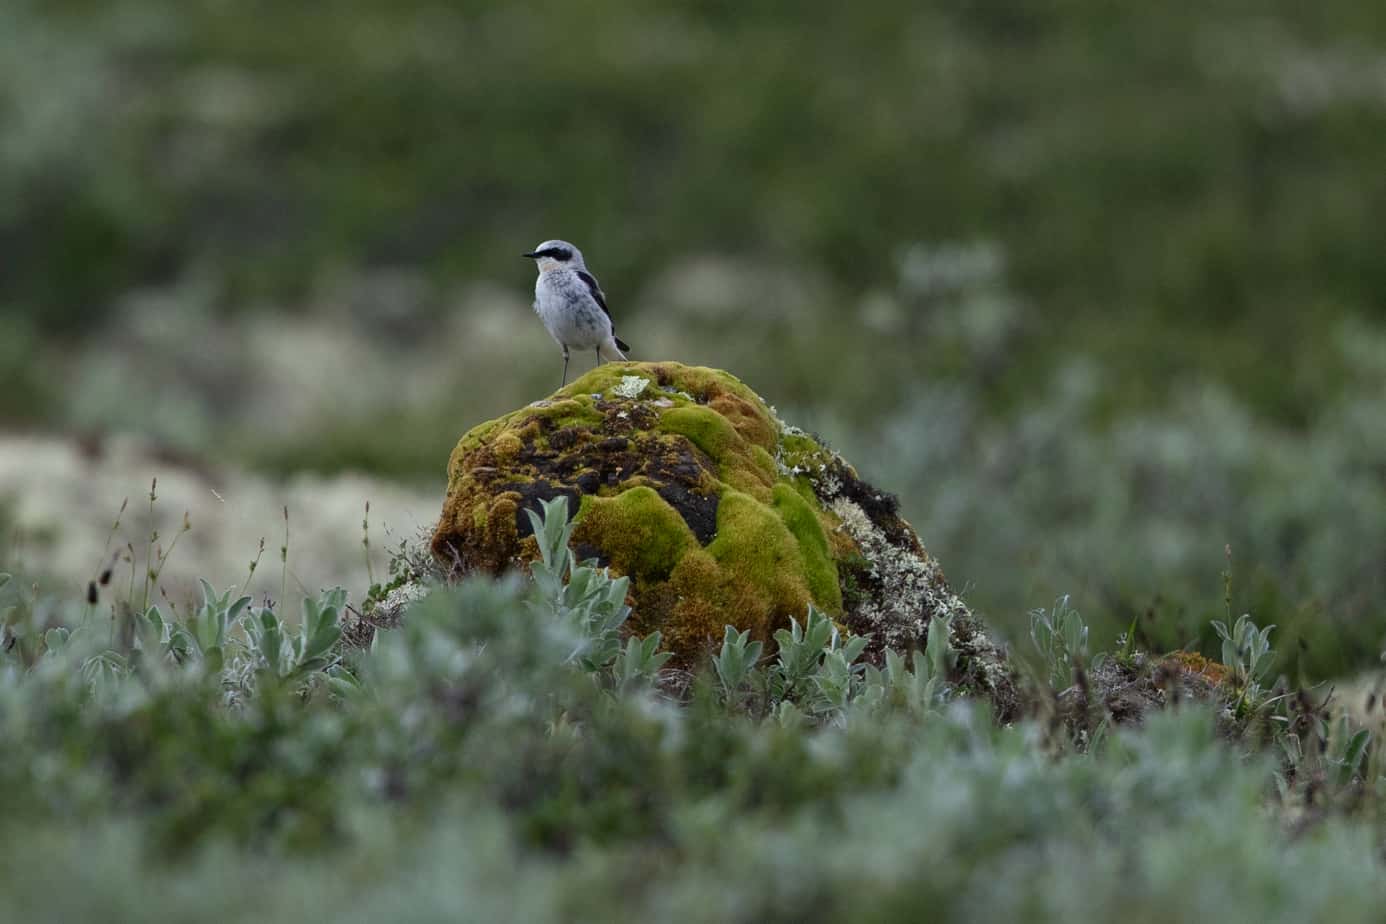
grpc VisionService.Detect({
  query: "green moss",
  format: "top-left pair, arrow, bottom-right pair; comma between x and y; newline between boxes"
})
705,491 -> 790,560
655,364 -> 766,410
455,394 -> 609,459
457,417 -> 507,453
492,431 -> 523,463
837,553 -> 873,614
788,474 -> 818,507
775,429 -> 839,507
750,445 -> 778,480
661,491 -> 814,647
777,430 -> 831,471
702,491 -> 812,613
771,483 -> 841,612
556,363 -> 645,399
661,405 -> 745,459
558,362 -> 771,414
537,397 -> 604,429
436,361 -> 870,662
575,487 -> 699,583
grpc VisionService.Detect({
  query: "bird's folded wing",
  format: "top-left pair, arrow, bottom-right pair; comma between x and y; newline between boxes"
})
576,270 -> 611,320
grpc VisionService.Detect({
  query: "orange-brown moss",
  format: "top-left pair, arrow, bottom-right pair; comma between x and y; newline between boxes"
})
1164,650 -> 1232,685
708,392 -> 777,450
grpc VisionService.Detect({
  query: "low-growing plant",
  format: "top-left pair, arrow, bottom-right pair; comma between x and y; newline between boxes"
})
0,571 -> 13,658
1213,613 -> 1275,684
1213,613 -> 1280,718
246,587 -> 346,684
6,488 -> 1386,922
860,612 -> 956,718
1030,595 -> 1094,691
160,579 -> 250,672
1273,690 -> 1380,822
770,605 -> 854,703
612,630 -> 673,695
712,626 -> 764,708
526,495 -> 669,690
4,552 -> 1386,922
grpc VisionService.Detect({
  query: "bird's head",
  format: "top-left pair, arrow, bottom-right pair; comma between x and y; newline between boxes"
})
522,239 -> 585,273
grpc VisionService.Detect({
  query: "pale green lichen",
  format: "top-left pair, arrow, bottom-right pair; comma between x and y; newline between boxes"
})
612,375 -> 651,399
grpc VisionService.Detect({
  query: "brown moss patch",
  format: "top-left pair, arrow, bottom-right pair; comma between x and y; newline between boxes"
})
1163,650 -> 1232,686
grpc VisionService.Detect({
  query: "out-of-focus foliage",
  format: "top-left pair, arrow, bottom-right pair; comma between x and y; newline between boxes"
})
3,536 -> 1386,922
2,2 -> 1384,677
4,1 -> 1384,411
843,322 -> 1386,678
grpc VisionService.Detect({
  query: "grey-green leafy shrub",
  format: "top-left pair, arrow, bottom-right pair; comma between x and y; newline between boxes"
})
246,587 -> 346,684
712,626 -> 764,708
612,631 -> 672,696
5,525 -> 1386,922
1029,595 -> 1093,691
860,613 -> 956,719
770,605 -> 869,706
1213,613 -> 1276,687
846,338 -> 1386,682
4,493 -> 1386,924
1330,721 -> 1373,789
160,579 -> 250,672
1213,613 -> 1279,717
526,495 -> 668,687
522,500 -> 946,723
1276,701 -> 1376,797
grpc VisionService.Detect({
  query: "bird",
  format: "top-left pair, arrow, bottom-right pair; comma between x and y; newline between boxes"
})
523,239 -> 630,388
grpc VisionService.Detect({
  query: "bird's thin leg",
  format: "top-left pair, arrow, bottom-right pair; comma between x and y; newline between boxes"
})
595,348 -> 601,369
561,346 -> 570,388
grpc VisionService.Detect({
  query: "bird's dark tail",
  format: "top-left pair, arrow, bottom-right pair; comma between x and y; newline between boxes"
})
615,336 -> 630,353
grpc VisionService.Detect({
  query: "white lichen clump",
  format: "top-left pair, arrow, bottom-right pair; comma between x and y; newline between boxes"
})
612,375 -> 650,399
771,424 -> 1011,703
369,581 -> 430,628
827,495 -> 969,650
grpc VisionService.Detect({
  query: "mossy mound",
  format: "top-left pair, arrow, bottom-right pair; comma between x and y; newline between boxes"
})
431,361 -> 1019,717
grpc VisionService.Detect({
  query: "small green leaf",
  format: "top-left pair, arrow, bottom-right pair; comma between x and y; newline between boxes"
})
1339,729 -> 1371,785
44,626 -> 71,653
841,634 -> 870,666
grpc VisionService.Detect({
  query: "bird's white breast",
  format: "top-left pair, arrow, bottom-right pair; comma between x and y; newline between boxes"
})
534,270 -> 609,349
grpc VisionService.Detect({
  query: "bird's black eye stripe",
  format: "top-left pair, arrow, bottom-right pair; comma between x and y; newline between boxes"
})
529,246 -> 573,260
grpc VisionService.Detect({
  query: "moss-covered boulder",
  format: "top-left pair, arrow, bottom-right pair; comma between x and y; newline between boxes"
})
431,361 -> 1018,717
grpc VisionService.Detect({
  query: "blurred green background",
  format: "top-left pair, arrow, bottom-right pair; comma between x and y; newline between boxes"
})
2,0 -> 1384,677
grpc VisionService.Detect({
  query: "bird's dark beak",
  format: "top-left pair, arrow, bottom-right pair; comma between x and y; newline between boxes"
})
521,251 -> 539,259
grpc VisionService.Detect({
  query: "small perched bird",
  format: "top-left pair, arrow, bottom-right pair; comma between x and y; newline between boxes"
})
523,239 -> 630,387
